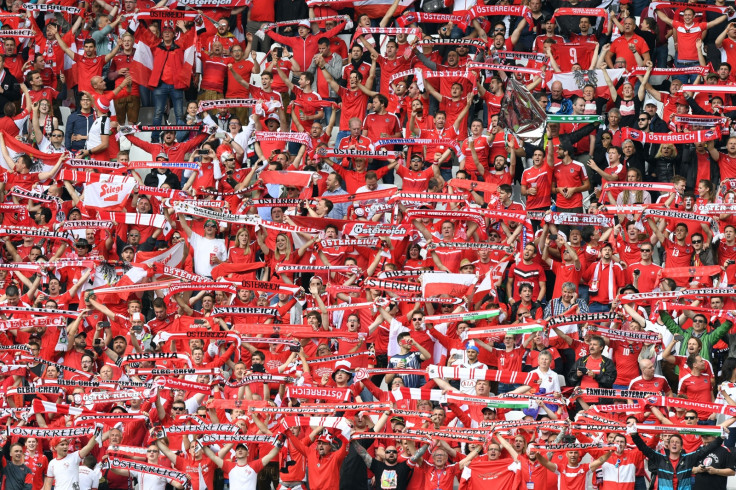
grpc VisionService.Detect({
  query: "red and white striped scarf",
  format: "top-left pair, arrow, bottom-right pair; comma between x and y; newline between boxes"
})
256,131 -> 312,149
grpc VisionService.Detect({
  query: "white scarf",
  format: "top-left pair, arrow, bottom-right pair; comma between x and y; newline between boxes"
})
591,260 -> 615,302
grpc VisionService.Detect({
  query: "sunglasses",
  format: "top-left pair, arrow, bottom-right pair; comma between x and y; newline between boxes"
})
640,249 -> 652,252
385,450 -> 398,454
412,318 -> 423,321
693,319 -> 706,323
172,406 -> 185,411
638,118 -> 649,122
684,416 -> 697,420
51,133 -> 63,137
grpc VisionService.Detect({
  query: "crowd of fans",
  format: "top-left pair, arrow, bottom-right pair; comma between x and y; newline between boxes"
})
3,0 -> 736,490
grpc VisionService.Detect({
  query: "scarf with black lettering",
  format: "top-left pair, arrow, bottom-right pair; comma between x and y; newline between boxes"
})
103,458 -> 190,487
642,207 -> 718,235
622,127 -> 722,144
286,385 -> 351,402
0,227 -> 74,244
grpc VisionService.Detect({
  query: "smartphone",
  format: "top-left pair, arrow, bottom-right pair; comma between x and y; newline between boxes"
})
275,47 -> 283,58
197,149 -> 209,156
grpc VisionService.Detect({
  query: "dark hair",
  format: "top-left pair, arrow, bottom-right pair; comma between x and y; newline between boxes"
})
83,38 -> 95,46
153,297 -> 166,309
499,184 -> 513,195
301,71 -> 314,85
373,94 -> 389,108
321,198 -> 334,213
317,37 -> 330,46
5,285 -> 19,297
38,207 -> 52,223
397,332 -> 412,343
590,335 -> 606,348
25,69 -> 41,85
608,146 -> 623,157
686,353 -> 700,369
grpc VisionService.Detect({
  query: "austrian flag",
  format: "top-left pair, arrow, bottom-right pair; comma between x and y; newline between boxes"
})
130,27 -> 197,90
421,273 -> 478,298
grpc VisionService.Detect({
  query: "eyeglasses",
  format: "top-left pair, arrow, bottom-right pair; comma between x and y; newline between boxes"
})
51,133 -> 63,137
640,249 -> 652,252
147,450 -> 159,453
691,240 -> 702,244
412,318 -> 423,321
204,224 -> 216,228
172,406 -> 186,411
684,416 -> 698,420
693,319 -> 706,323
223,158 -> 235,162
385,450 -> 398,454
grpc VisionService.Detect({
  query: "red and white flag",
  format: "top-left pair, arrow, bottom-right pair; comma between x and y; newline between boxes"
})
422,273 -> 478,298
82,179 -> 137,211
131,30 -> 197,89
353,0 -> 414,18
549,69 -> 626,98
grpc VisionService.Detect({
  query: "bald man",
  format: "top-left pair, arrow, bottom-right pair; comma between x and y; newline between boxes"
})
629,358 -> 673,397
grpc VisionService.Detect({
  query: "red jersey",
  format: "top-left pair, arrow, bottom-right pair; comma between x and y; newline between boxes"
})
377,55 -> 411,94
609,34 -> 649,69
73,53 -> 106,94
363,112 -> 401,142
522,165 -> 553,210
396,165 -> 435,193
678,372 -> 713,419
418,126 -> 458,163
226,58 -> 255,98
337,86 -> 369,131
625,262 -> 662,292
508,261 -> 546,301
553,160 -> 589,208
672,21 -> 707,61
199,53 -> 228,92
662,238 -> 694,286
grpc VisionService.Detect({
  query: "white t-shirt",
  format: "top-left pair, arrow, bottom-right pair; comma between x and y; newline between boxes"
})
79,465 -> 100,490
130,470 -> 168,490
188,232 -> 227,277
47,451 -> 82,490
86,116 -> 110,152
532,367 -> 562,394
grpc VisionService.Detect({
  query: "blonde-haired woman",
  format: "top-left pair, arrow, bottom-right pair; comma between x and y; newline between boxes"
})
651,143 -> 681,183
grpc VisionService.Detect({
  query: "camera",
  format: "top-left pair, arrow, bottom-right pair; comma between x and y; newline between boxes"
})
197,149 -> 209,156
274,47 -> 283,58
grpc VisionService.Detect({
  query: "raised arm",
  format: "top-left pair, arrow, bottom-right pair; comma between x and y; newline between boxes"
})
53,31 -> 76,58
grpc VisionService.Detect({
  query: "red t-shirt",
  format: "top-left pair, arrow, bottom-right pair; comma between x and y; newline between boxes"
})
73,53 -> 106,94
672,21 -> 707,61
553,160 -> 589,208
522,165 -> 553,210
